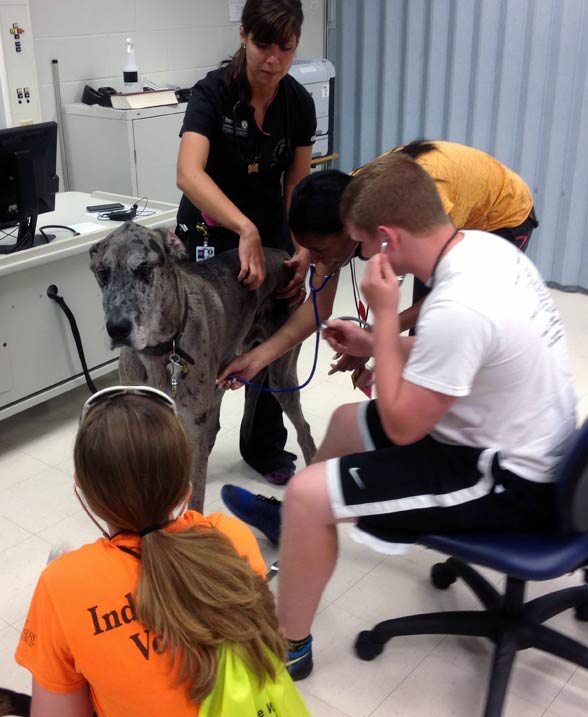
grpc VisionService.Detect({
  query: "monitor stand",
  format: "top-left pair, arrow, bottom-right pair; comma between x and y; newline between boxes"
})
0,232 -> 55,254
0,214 -> 53,254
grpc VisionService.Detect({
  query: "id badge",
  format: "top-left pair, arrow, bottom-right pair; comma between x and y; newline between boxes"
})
196,245 -> 215,262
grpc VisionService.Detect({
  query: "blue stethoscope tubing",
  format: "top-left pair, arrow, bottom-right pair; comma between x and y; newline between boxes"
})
225,264 -> 333,393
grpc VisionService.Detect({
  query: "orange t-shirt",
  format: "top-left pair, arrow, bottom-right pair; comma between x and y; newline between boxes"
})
412,141 -> 533,230
15,511 -> 267,717
380,141 -> 533,231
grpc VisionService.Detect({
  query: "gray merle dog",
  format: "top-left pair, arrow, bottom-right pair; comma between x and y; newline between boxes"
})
89,222 -> 316,510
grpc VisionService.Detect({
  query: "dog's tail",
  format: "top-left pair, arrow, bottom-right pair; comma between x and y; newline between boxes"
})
0,688 -> 31,716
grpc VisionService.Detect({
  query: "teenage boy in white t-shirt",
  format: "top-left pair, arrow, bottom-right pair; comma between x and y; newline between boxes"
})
276,150 -> 577,681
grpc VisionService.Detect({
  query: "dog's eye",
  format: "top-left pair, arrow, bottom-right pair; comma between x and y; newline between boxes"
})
95,267 -> 109,284
135,263 -> 153,279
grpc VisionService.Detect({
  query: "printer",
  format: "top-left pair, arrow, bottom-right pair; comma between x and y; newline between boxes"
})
288,58 -> 335,158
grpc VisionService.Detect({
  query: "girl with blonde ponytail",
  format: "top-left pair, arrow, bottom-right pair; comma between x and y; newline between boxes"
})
15,386 -> 298,717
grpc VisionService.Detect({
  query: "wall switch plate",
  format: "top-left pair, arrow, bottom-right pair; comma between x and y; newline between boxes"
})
0,1 -> 41,127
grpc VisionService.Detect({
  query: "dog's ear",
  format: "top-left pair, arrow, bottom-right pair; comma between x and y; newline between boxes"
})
161,229 -> 189,262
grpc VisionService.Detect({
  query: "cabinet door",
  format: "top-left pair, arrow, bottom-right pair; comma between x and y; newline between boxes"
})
0,252 -> 118,413
132,111 -> 185,205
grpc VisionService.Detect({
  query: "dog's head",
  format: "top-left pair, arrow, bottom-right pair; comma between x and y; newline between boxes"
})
90,222 -> 188,350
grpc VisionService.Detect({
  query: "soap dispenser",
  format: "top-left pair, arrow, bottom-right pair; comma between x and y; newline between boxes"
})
123,37 -> 141,93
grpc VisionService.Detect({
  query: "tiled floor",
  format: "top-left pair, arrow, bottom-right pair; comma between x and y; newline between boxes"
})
2,269 -> 588,716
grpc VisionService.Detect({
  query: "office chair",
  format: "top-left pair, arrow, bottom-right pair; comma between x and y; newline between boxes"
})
354,418 -> 588,717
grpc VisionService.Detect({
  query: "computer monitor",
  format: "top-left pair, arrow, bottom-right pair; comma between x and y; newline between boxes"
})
0,121 -> 59,254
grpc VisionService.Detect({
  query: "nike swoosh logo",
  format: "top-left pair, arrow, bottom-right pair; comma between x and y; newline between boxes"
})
349,466 -> 365,489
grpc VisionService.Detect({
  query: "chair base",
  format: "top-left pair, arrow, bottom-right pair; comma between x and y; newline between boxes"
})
355,557 -> 588,717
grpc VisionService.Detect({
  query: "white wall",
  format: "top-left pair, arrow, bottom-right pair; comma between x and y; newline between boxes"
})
29,0 -> 325,123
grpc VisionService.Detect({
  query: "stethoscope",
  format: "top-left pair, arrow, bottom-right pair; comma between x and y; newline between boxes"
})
230,100 -> 262,171
308,263 -> 334,293
230,94 -> 292,173
225,264 -> 334,392
225,255 -> 369,393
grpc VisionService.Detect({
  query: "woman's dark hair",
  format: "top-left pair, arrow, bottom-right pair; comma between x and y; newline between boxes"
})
223,0 -> 304,101
394,139 -> 437,160
289,170 -> 352,237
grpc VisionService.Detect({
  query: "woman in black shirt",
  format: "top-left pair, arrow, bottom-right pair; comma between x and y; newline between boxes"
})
176,0 -> 317,483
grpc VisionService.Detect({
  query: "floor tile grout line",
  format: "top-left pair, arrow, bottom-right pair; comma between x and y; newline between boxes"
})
367,648 -> 435,716
0,514 -> 36,539
300,689 -> 356,717
0,456 -> 77,497
316,546 -> 392,615
540,664 -> 579,715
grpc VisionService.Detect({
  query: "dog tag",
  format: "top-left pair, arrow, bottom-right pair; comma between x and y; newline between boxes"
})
196,245 -> 215,262
167,354 -> 183,398
179,357 -> 190,376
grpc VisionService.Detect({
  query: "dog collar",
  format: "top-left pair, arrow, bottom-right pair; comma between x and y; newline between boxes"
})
140,292 -> 195,365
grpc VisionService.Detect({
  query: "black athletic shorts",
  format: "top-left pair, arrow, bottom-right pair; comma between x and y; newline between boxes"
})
325,400 -> 556,551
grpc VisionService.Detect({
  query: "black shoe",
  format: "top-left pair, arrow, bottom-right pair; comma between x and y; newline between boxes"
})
241,448 -> 297,482
264,465 -> 296,486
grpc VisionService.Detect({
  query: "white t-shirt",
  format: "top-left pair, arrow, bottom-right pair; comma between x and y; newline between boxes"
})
403,231 -> 577,482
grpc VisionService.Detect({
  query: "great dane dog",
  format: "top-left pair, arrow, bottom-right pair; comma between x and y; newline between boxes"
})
89,221 -> 316,511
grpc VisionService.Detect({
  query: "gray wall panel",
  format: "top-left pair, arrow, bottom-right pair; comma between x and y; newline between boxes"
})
327,0 -> 588,288
425,1 -> 452,140
379,1 -> 405,149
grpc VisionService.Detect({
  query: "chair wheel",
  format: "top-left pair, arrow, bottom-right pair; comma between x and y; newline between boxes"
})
355,630 -> 385,661
574,602 -> 588,621
431,562 -> 458,590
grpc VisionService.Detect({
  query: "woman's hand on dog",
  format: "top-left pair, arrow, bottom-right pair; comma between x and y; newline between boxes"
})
278,247 -> 311,304
238,223 -> 267,290
217,350 -> 263,390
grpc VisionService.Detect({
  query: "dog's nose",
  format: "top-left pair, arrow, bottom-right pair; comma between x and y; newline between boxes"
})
106,316 -> 132,341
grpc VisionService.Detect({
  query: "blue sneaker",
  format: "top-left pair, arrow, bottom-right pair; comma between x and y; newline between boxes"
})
287,636 -> 314,681
221,485 -> 282,546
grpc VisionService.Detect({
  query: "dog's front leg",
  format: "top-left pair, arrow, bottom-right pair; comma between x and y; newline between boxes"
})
188,442 -> 208,513
268,349 -> 316,465
175,403 -> 209,512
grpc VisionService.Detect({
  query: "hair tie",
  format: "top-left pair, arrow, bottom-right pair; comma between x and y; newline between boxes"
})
139,523 -> 164,537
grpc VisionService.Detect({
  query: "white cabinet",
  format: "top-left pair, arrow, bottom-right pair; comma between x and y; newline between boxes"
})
62,59 -> 336,204
0,190 -> 178,419
62,103 -> 186,205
